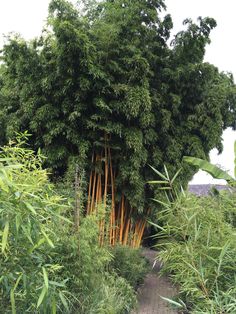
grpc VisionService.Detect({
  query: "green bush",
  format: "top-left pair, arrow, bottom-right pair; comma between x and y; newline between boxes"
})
54,214 -> 137,314
86,273 -> 137,314
219,190 -> 236,228
154,193 -> 236,313
0,136 -> 137,313
0,136 -> 76,313
109,245 -> 149,289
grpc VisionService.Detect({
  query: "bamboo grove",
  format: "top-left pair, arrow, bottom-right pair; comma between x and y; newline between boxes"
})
86,134 -> 149,247
0,0 -> 236,246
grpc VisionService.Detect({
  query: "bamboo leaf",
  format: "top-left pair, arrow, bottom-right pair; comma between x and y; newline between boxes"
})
150,198 -> 170,208
160,296 -> 184,308
41,229 -> 54,248
14,273 -> 23,291
0,157 -> 12,161
5,164 -> 22,169
217,241 -> 231,274
29,238 -> 46,253
171,168 -> 182,184
147,180 -> 169,184
149,165 -> 168,180
46,209 -> 73,224
52,297 -> 57,314
21,225 -> 34,245
42,267 -> 49,290
183,261 -> 201,275
163,164 -> 170,180
49,280 -> 66,287
148,220 -> 167,232
2,220 -> 9,253
37,286 -> 47,308
24,202 -> 37,215
59,292 -> 69,311
15,215 -> 21,234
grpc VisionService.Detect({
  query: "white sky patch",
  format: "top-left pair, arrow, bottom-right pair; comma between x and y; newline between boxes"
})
0,0 -> 236,183
0,1 -> 49,46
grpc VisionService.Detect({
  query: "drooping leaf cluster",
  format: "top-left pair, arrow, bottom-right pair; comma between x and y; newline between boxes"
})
0,0 -> 236,210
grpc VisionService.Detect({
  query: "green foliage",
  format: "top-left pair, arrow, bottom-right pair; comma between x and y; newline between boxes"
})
183,155 -> 234,182
0,137 -> 137,313
109,245 -> 149,289
150,167 -> 236,313
183,140 -> 236,186
0,135 -> 75,313
56,214 -> 137,313
0,0 -> 236,213
85,273 -> 137,314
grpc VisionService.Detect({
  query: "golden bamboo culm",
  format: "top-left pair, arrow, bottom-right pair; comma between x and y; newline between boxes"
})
85,136 -> 148,248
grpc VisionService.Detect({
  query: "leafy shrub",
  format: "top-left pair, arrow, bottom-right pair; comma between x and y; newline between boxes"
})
86,273 -> 137,314
54,214 -> 137,314
154,193 -> 236,313
0,136 -> 75,313
109,245 -> 149,289
218,191 -> 236,228
0,136 -> 137,313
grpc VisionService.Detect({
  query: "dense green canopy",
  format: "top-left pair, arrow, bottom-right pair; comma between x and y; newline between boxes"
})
0,0 -> 236,210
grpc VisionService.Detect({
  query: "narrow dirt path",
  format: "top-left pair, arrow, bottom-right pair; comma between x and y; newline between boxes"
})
132,249 -> 178,314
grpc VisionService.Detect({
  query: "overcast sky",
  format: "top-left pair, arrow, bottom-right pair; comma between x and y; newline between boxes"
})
0,0 -> 235,184
166,0 -> 236,184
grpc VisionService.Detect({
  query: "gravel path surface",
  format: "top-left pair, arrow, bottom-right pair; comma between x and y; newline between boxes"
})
132,249 -> 178,314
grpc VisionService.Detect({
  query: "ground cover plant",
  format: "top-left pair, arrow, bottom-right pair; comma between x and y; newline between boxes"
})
150,168 -> 236,313
1,0 -> 236,246
0,136 -> 147,313
109,245 -> 149,289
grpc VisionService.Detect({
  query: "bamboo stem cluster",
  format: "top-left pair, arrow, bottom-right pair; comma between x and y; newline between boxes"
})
86,137 -> 148,248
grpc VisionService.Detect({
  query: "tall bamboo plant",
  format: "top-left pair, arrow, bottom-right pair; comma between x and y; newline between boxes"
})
0,136 -> 75,313
148,164 -> 236,313
86,135 -> 150,248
